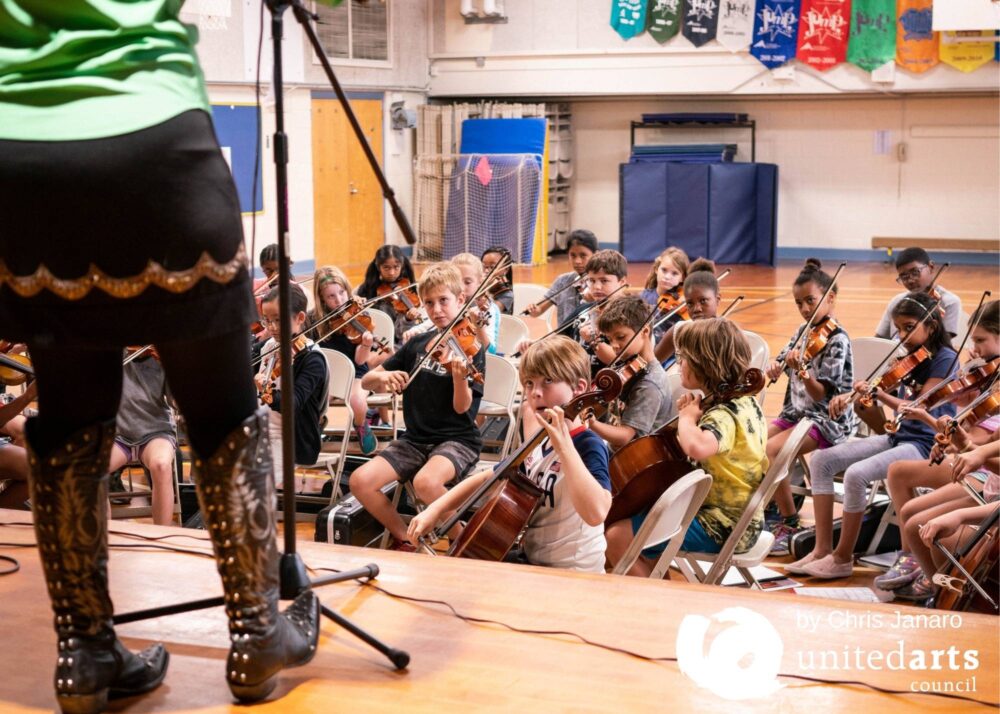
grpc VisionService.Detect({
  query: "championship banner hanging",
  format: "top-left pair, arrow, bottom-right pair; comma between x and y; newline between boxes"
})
750,0 -> 800,67
646,0 -> 682,43
718,0 -> 756,51
611,0 -> 649,40
683,0 -> 721,46
939,30 -> 995,72
796,0 -> 851,70
847,0 -> 896,71
896,0 -> 938,73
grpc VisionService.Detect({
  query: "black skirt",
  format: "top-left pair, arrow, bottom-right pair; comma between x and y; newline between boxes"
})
0,109 -> 255,349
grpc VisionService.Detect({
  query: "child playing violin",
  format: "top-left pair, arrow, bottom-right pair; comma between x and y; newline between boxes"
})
255,284 -> 330,491
589,295 -> 672,450
876,247 -> 962,340
789,290 -> 958,579
640,247 -> 689,346
877,301 -> 999,597
605,318 -> 769,577
311,266 -> 378,455
653,258 -> 721,363
0,379 -> 35,509
482,246 -> 514,315
573,249 -> 629,372
356,245 -> 422,344
525,229 -> 598,325
451,252 -> 500,354
109,351 -> 177,525
764,259 -> 858,555
407,336 -> 612,572
353,263 -> 486,551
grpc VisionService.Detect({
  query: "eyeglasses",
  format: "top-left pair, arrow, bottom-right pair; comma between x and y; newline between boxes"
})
895,265 -> 928,284
261,317 -> 281,327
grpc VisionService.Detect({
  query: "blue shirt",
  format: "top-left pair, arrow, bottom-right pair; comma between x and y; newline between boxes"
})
889,346 -> 958,457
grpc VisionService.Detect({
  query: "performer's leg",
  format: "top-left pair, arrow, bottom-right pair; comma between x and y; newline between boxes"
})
26,345 -> 168,714
156,328 -> 320,702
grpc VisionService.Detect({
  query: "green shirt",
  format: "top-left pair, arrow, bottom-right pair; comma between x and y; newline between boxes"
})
0,0 -> 209,141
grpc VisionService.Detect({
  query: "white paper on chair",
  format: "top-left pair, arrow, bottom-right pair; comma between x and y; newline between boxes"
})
794,587 -> 891,603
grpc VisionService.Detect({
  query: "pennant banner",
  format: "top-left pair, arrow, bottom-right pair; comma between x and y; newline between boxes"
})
848,0 -> 896,71
939,30 -> 995,72
611,0 -> 649,40
646,0 -> 682,43
683,0 -> 721,46
796,0 -> 851,71
718,0 -> 756,51
896,0 -> 938,73
750,0 -> 800,67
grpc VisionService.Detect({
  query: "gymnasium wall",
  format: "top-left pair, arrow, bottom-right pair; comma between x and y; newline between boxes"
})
183,1 -> 430,265
572,95 -> 1000,253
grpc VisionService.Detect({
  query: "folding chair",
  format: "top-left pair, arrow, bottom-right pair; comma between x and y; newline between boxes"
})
676,419 -> 815,588
497,314 -> 530,357
109,445 -> 182,523
297,348 -> 355,506
512,283 -> 554,331
613,469 -> 713,579
477,353 -> 519,461
741,329 -> 770,408
364,309 -> 399,440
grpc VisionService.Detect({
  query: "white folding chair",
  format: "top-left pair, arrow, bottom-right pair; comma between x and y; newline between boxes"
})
851,337 -> 898,385
676,419 -> 815,588
365,309 -> 399,440
497,314 -> 530,357
741,329 -> 770,408
952,310 -> 971,353
478,354 -> 519,460
662,370 -> 697,422
298,348 -> 355,504
613,469 -> 713,580
512,283 -> 554,330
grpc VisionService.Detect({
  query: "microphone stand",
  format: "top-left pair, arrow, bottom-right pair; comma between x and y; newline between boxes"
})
114,0 -> 410,672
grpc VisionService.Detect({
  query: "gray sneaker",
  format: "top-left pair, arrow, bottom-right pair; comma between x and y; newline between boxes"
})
874,552 -> 921,590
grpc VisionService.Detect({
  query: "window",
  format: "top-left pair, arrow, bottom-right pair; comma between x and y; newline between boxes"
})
314,0 -> 390,63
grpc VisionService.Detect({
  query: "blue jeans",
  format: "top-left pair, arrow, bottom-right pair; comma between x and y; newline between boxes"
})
631,509 -> 722,559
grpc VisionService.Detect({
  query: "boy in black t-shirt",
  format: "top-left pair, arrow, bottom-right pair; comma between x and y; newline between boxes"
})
354,263 -> 486,551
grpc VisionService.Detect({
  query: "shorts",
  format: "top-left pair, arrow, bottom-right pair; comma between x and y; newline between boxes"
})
772,418 -> 832,450
379,438 -> 479,483
631,510 -> 722,559
114,433 -> 176,464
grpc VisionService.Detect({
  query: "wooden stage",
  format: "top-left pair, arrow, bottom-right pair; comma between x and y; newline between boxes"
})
0,511 -> 996,712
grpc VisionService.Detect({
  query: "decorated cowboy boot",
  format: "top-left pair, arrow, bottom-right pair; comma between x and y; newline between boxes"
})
192,407 -> 319,702
26,419 -> 168,714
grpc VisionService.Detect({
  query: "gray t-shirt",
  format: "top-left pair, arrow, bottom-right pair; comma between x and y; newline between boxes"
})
545,271 -> 584,326
875,286 -> 962,339
620,359 -> 673,437
116,358 -> 175,446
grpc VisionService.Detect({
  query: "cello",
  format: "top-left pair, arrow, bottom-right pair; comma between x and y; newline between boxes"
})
932,506 -> 999,613
606,368 -> 765,524
441,364 -> 632,561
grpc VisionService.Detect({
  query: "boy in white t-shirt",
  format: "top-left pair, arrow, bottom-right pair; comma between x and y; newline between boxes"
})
408,336 -> 612,572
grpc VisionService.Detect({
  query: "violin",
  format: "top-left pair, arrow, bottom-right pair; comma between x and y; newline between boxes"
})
377,279 -> 421,319
0,352 -> 33,386
519,273 -> 586,317
857,346 -> 932,408
444,365 -> 628,561
886,356 -> 999,433
259,334 -> 307,405
606,367 -> 766,524
325,299 -> 391,354
930,387 -> 1000,465
657,290 -> 689,321
473,294 -> 494,327
124,345 -> 160,363
932,507 -> 999,614
428,317 -> 485,384
795,317 -> 842,379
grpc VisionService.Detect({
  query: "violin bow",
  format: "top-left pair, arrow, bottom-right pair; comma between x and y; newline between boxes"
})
718,295 -> 744,318
513,283 -> 629,359
768,262 -> 846,386
925,262 -> 950,295
931,507 -> 999,609
405,254 -> 512,384
945,290 -> 990,377
650,269 -> 732,333
519,273 -> 587,316
0,352 -> 34,378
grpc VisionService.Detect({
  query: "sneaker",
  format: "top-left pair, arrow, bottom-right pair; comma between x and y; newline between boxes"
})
388,536 -> 417,553
356,422 -> 378,455
874,552 -> 921,590
894,574 -> 935,602
769,521 -> 804,557
802,554 -> 855,580
785,550 -> 822,574
764,502 -> 782,528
